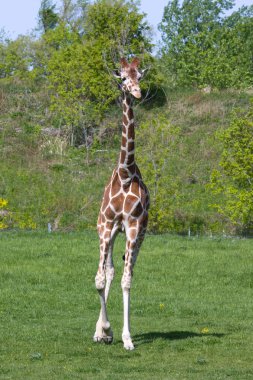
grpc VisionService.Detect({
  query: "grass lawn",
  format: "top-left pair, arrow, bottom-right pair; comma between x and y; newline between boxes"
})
0,231 -> 253,379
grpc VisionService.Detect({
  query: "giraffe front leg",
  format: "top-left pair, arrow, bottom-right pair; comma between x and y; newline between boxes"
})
122,286 -> 134,350
121,223 -> 147,350
121,241 -> 139,350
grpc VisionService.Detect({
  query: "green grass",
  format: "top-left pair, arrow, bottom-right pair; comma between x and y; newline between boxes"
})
0,231 -> 253,379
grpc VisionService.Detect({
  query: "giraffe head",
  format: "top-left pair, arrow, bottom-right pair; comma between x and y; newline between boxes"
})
116,57 -> 143,99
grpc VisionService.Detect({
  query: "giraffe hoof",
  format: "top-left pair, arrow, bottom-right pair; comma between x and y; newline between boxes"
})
122,335 -> 134,350
93,329 -> 113,345
124,341 -> 135,350
93,335 -> 113,344
93,335 -> 103,343
103,335 -> 113,344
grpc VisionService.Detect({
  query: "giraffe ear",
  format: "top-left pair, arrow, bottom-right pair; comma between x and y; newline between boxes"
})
120,57 -> 129,68
131,57 -> 140,68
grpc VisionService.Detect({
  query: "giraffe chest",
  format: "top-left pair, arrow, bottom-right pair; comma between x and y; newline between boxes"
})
100,172 -> 148,223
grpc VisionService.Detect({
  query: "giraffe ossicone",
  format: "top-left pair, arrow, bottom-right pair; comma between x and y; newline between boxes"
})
94,57 -> 149,350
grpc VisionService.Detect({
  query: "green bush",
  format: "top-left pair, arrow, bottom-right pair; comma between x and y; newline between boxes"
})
210,100 -> 253,235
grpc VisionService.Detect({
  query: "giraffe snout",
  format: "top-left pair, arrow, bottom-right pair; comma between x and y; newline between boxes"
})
132,88 -> 141,99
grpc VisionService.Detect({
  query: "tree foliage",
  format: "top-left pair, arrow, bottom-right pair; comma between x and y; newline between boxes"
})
38,0 -> 59,33
43,0 -> 153,143
0,35 -> 33,79
159,0 -> 253,89
210,101 -> 253,234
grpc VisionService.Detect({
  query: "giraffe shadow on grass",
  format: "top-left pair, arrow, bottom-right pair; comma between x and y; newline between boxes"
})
133,331 -> 225,346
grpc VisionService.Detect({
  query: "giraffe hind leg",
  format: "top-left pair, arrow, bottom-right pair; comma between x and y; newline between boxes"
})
93,260 -> 114,344
93,289 -> 114,344
94,227 -> 118,344
94,244 -> 113,344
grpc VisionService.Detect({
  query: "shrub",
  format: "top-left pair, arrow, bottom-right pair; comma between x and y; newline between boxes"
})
210,100 -> 253,235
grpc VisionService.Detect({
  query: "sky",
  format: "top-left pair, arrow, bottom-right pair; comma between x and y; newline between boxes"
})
0,0 -> 252,42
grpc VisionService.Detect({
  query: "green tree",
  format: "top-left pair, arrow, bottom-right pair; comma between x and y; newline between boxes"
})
46,0 -> 153,144
38,0 -> 59,33
159,0 -> 233,86
210,101 -> 253,235
83,0 -> 151,59
159,0 -> 253,89
0,35 -> 32,78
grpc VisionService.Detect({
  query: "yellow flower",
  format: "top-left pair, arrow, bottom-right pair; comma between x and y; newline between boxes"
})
0,198 -> 8,208
201,327 -> 209,334
30,222 -> 37,230
159,303 -> 165,310
0,222 -> 8,229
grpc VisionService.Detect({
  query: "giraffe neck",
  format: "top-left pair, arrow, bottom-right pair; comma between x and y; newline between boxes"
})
118,92 -> 136,181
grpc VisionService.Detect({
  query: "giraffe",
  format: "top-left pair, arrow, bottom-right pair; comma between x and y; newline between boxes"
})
93,57 -> 149,350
